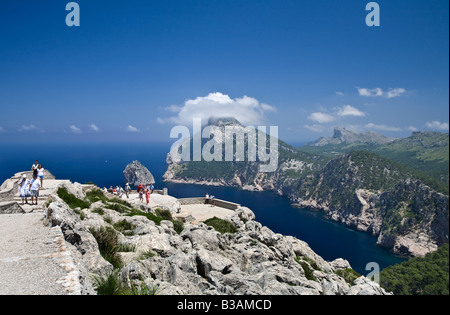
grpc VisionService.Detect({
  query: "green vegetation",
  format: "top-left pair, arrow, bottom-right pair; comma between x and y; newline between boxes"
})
93,270 -> 159,295
334,268 -> 361,285
113,219 -> 135,234
58,188 -> 185,235
380,244 -> 449,295
294,256 -> 316,281
127,208 -> 184,235
57,187 -> 91,210
204,217 -> 237,234
298,131 -> 449,195
90,226 -> 123,269
373,132 -> 449,185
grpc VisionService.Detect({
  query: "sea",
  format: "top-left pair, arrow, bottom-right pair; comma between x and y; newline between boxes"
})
0,141 -> 406,274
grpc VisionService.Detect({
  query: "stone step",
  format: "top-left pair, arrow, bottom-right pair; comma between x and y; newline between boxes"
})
0,201 -> 25,214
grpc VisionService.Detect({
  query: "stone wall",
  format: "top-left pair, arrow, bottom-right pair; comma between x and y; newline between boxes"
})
178,197 -> 241,210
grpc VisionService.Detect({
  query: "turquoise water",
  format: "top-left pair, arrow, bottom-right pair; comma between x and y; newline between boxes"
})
0,142 -> 405,274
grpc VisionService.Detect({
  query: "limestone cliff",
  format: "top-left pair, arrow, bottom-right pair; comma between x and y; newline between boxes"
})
293,152 -> 449,257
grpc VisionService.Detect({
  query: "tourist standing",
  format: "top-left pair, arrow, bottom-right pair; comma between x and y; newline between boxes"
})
31,160 -> 39,177
118,186 -> 124,199
19,174 -> 30,205
145,188 -> 150,205
37,164 -> 45,188
29,174 -> 41,205
125,183 -> 131,198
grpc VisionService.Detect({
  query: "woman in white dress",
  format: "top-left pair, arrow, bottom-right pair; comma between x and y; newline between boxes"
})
19,174 -> 30,205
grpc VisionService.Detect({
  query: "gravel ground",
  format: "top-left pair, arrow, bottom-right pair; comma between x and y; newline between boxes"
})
0,213 -> 68,295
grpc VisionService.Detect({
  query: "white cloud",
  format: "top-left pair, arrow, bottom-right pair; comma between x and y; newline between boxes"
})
19,124 -> 44,132
426,121 -> 449,131
386,88 -> 406,99
365,123 -> 402,132
90,124 -> 100,132
336,92 -> 344,96
304,124 -> 325,133
127,125 -> 140,132
357,87 -> 406,98
336,105 -> 366,117
0,126 -> 4,132
308,112 -> 335,124
408,126 -> 419,132
20,124 -> 37,131
156,117 -> 165,125
69,125 -> 82,134
165,92 -> 276,126
357,87 -> 384,97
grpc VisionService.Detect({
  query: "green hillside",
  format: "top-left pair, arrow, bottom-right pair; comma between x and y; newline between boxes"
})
298,131 -> 449,195
380,244 -> 449,295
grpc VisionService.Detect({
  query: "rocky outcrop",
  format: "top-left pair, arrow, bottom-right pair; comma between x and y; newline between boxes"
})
123,161 -> 155,186
44,180 -> 390,295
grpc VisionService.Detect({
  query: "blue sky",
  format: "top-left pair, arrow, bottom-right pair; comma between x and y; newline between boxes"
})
0,0 -> 448,145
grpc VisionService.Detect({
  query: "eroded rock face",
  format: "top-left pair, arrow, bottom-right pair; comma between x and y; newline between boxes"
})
123,161 -> 155,186
45,181 -> 390,296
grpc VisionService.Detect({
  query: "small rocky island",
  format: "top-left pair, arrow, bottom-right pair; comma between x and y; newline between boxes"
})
0,170 -> 389,295
123,160 -> 155,186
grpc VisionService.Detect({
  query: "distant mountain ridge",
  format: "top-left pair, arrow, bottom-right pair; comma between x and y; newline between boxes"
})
308,127 -> 395,147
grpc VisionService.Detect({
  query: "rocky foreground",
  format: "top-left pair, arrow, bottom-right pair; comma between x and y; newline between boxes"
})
42,180 -> 389,295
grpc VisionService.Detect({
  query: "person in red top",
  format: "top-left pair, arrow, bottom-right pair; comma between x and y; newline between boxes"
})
137,184 -> 143,193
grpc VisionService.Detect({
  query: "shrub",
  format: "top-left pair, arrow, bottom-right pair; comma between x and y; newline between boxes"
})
127,208 -> 184,235
90,226 -> 122,269
113,219 -> 134,233
155,208 -> 173,221
93,270 -> 159,295
295,256 -> 316,281
334,268 -> 361,285
57,187 -> 91,210
204,217 -> 237,234
93,270 -> 122,295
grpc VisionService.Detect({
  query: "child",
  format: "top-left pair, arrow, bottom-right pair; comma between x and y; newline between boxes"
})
139,189 -> 144,202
